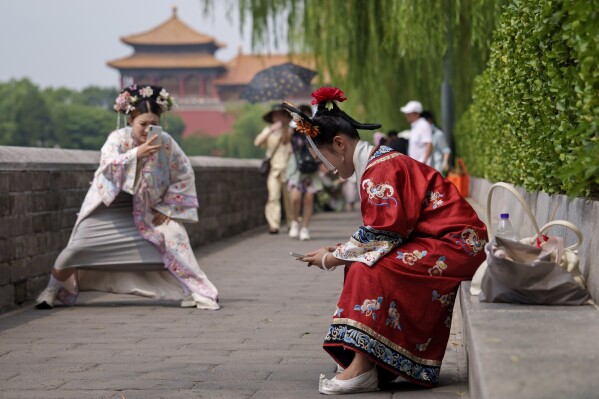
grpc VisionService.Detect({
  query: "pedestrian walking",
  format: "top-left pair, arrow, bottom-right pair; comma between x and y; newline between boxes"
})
400,100 -> 432,164
287,105 -> 323,241
254,104 -> 293,234
284,87 -> 487,394
422,110 -> 451,174
36,84 -> 219,310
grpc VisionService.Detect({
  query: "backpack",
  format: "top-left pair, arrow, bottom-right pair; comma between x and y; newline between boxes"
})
295,148 -> 320,174
292,133 -> 319,174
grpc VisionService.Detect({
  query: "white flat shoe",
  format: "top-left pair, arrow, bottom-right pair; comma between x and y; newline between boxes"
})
319,366 -> 378,395
180,295 -> 196,308
35,288 -> 58,309
186,294 -> 220,310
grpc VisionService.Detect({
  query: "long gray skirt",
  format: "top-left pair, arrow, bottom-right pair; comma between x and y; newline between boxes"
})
55,192 -> 164,272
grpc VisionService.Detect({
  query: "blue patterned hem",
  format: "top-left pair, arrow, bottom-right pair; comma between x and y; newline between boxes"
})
324,323 -> 440,385
368,145 -> 394,163
352,225 -> 403,246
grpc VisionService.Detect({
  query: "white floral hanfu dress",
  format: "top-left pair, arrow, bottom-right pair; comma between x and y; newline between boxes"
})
54,127 -> 219,309
323,142 -> 487,386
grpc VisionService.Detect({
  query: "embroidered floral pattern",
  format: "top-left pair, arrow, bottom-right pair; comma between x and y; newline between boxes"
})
163,192 -> 199,207
428,256 -> 448,276
325,324 -> 440,385
334,307 -> 344,317
362,178 -> 398,208
396,249 -> 427,265
415,338 -> 432,352
354,297 -> 383,320
386,302 -> 402,330
432,290 -> 456,307
424,191 -> 444,209
333,237 -> 394,266
451,227 -> 487,256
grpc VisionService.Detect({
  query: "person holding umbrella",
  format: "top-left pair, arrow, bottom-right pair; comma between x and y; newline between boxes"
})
254,104 -> 293,234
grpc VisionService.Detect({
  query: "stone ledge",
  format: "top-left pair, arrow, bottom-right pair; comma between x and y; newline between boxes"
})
189,155 -> 261,169
0,146 -> 99,170
460,281 -> 599,399
0,146 -> 261,171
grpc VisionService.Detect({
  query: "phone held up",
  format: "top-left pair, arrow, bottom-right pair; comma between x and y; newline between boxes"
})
147,125 -> 162,145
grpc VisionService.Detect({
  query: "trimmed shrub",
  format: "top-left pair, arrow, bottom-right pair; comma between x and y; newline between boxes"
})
455,0 -> 599,197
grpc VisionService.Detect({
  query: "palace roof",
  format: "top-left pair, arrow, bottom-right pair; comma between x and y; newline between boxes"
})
107,52 -> 225,70
120,7 -> 225,47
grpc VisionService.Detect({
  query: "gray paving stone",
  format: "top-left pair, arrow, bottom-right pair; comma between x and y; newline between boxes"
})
0,391 -> 116,399
61,378 -> 195,390
115,389 -> 253,399
0,212 -> 469,397
1,379 -> 67,390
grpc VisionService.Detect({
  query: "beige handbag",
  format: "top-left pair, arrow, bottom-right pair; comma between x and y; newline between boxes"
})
470,182 -> 587,296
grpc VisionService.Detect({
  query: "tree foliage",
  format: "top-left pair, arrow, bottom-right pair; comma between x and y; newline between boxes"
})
0,79 -> 185,151
455,0 -> 599,197
207,0 -> 504,132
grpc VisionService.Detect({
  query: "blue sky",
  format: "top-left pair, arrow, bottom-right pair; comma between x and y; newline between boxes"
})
0,0 -> 287,90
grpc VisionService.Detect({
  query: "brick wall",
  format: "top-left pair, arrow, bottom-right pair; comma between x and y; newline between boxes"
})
0,147 -> 267,312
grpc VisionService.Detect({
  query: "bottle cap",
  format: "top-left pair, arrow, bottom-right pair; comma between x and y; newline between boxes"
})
500,213 -> 509,219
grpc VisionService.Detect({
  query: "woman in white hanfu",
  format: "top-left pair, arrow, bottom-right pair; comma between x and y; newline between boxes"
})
36,85 -> 219,310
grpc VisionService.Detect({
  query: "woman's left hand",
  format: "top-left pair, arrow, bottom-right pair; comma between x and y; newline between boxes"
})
152,211 -> 171,226
301,246 -> 337,269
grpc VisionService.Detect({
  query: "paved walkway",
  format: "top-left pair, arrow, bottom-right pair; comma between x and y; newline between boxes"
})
0,211 -> 469,399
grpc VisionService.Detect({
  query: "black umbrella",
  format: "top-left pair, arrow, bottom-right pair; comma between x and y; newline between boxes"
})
240,62 -> 317,103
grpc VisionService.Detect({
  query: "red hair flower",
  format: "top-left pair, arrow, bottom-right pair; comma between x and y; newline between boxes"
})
311,86 -> 347,105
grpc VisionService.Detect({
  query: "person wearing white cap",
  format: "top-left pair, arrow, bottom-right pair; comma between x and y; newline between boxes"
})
400,100 -> 432,165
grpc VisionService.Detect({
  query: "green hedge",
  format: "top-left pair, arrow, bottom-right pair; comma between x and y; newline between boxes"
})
455,0 -> 599,197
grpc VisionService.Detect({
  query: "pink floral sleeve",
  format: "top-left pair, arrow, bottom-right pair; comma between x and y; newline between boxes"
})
152,135 -> 199,223
95,131 -> 138,205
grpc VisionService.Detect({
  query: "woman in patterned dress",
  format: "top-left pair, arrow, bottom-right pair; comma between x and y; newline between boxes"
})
284,87 -> 487,394
35,85 -> 219,310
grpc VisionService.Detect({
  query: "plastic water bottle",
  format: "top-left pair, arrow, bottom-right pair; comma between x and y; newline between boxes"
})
495,213 -> 518,240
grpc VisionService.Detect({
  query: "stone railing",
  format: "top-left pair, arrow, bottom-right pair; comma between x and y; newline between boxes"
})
0,146 -> 267,312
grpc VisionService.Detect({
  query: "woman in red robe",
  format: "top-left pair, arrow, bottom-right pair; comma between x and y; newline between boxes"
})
284,87 -> 487,395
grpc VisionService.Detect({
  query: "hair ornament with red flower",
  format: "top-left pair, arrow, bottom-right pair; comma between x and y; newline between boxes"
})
281,100 -> 337,173
311,86 -> 347,110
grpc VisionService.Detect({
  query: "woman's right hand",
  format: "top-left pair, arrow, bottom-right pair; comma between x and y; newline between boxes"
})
137,135 -> 161,159
269,121 -> 283,132
301,245 -> 338,269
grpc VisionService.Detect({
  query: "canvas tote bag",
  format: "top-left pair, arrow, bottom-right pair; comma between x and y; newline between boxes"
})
470,183 -> 594,306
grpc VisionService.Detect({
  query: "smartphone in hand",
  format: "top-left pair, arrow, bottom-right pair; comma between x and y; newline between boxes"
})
147,125 -> 162,145
290,251 -> 306,260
